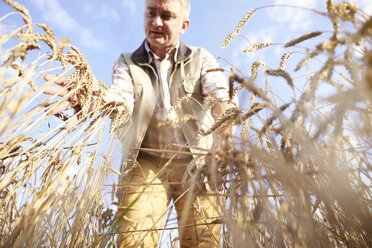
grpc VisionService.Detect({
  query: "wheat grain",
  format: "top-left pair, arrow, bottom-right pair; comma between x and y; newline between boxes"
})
3,0 -> 32,32
359,16 -> 372,36
283,31 -> 322,48
243,42 -> 273,52
203,93 -> 219,109
229,68 -> 235,100
206,67 -> 225,73
157,114 -> 198,128
231,84 -> 244,98
198,108 -> 240,136
249,88 -> 271,102
241,103 -> 267,120
168,95 -> 192,113
364,50 -> 372,90
327,0 -> 340,41
251,61 -> 264,80
336,2 -> 358,21
279,52 -> 293,70
221,10 -> 255,48
295,49 -> 322,71
260,103 -> 291,134
265,69 -> 294,89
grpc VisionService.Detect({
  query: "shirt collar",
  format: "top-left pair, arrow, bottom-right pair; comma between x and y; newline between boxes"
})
131,39 -> 192,65
144,40 -> 180,63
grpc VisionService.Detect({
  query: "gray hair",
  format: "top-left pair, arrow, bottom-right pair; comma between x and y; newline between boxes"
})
181,0 -> 190,19
145,0 -> 190,19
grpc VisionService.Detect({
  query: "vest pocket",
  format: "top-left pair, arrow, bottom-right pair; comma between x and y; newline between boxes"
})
133,82 -> 143,100
182,78 -> 203,102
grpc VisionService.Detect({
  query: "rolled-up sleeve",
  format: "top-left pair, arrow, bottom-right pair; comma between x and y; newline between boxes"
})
200,48 -> 238,105
108,59 -> 135,113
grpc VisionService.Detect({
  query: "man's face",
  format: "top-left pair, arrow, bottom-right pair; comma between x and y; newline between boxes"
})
144,0 -> 189,53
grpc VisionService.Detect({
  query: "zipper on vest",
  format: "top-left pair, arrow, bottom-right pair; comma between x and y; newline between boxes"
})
131,62 -> 159,148
137,56 -> 191,92
169,57 -> 191,88
136,62 -> 159,86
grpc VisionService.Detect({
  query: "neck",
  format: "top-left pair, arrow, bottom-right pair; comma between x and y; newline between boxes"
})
149,42 -> 178,60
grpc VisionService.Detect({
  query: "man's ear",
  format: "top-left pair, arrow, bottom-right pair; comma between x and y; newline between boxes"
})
180,19 -> 190,34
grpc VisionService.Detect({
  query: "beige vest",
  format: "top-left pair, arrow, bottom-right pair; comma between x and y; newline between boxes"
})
116,41 -> 214,183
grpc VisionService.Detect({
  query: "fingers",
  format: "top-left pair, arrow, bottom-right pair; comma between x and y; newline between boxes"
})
65,113 -> 80,130
67,50 -> 78,58
42,51 -> 83,130
43,85 -> 69,97
43,73 -> 77,97
67,50 -> 81,69
44,74 -> 67,86
46,100 -> 72,116
46,101 -> 82,130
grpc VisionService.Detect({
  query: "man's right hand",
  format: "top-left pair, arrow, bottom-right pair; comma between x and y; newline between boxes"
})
43,73 -> 81,130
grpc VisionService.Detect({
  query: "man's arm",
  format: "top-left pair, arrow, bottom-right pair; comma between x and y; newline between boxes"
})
42,50 -> 101,129
205,100 -> 237,191
210,100 -> 237,148
199,48 -> 238,190
108,58 -> 135,114
200,48 -> 238,146
43,51 -> 134,129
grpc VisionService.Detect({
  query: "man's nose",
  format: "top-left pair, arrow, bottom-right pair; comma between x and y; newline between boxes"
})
152,15 -> 162,27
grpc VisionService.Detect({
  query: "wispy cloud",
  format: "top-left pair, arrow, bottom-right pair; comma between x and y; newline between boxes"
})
32,0 -> 104,50
32,0 -> 79,32
79,29 -> 105,51
269,0 -> 318,31
82,2 -> 120,22
98,5 -> 120,22
121,0 -> 138,14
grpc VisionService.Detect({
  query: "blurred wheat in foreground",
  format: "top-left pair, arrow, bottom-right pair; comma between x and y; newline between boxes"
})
0,0 -> 371,247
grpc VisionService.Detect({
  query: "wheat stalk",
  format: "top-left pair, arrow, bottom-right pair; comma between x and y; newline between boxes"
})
243,42 -> 273,52
265,69 -> 294,89
157,114 -> 199,128
283,31 -> 322,48
279,52 -> 293,70
222,10 -> 255,48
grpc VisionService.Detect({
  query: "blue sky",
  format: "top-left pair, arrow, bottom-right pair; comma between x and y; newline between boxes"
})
1,0 -> 370,89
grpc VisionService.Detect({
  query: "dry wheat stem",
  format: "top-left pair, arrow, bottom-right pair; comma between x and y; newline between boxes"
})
168,95 -> 192,113
222,10 -> 255,48
279,52 -> 294,70
157,114 -> 199,128
284,31 -> 323,48
198,108 -> 241,137
251,61 -> 265,80
243,42 -> 273,53
206,67 -> 225,73
265,69 -> 294,89
327,0 -> 340,41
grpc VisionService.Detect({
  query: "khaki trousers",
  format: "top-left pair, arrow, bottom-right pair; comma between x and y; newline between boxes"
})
116,153 -> 222,248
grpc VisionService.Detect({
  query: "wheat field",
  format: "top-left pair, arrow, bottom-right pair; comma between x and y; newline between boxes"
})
0,0 -> 371,247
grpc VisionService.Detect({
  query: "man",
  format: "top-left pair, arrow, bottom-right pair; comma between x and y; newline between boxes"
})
44,0 -> 237,247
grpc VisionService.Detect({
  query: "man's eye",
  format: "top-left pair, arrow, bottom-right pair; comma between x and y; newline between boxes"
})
162,14 -> 172,20
148,11 -> 156,17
